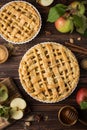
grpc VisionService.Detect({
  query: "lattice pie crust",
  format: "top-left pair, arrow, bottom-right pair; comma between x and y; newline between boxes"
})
19,42 -> 80,103
0,1 -> 41,44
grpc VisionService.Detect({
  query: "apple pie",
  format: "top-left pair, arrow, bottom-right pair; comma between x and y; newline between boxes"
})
0,1 -> 41,44
19,42 -> 80,103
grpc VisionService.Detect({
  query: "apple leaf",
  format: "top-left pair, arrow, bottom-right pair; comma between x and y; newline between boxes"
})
0,105 -> 10,118
47,4 -> 67,23
73,15 -> 87,34
73,15 -> 83,27
83,29 -> 87,37
80,101 -> 87,109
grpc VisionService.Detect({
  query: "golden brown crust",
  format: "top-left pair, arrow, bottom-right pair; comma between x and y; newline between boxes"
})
0,1 -> 41,44
19,42 -> 80,103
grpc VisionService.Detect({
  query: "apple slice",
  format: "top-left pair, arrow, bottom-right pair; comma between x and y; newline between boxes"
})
0,85 -> 8,103
36,0 -> 54,6
10,98 -> 26,110
10,108 -> 23,120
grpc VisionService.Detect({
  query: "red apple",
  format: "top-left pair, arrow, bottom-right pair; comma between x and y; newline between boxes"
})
55,16 -> 73,33
76,88 -> 87,109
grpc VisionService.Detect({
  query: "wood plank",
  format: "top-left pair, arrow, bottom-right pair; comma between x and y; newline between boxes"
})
0,78 -> 30,129
0,0 -> 87,130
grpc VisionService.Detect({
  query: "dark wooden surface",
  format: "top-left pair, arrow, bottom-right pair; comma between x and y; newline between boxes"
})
0,0 -> 87,130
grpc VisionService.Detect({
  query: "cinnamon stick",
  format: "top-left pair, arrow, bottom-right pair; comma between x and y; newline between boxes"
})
65,42 -> 87,55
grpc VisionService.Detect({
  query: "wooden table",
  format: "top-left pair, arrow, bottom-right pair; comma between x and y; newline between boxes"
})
0,0 -> 87,130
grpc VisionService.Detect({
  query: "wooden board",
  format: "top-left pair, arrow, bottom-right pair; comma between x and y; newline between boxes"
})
0,0 -> 87,130
0,78 -> 30,130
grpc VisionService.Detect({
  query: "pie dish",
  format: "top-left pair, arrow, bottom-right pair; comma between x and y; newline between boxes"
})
19,42 -> 80,103
0,1 -> 41,44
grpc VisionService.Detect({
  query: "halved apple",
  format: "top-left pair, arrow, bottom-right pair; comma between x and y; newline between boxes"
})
10,98 -> 27,120
10,98 -> 27,110
10,107 -> 23,120
0,85 -> 8,103
36,0 -> 54,6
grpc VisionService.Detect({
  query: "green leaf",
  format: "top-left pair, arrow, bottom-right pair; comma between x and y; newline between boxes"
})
47,4 -> 67,23
73,15 -> 87,34
0,105 -> 10,119
80,101 -> 87,109
83,29 -> 87,37
73,15 -> 83,27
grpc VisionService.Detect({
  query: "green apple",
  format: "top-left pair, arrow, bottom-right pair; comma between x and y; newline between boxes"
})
55,16 -> 73,33
69,1 -> 85,15
0,85 -> 8,103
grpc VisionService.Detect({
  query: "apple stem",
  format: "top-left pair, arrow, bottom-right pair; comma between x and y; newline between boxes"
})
63,12 -> 70,19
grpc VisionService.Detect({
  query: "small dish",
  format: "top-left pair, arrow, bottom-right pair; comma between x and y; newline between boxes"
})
58,105 -> 78,126
0,45 -> 9,64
